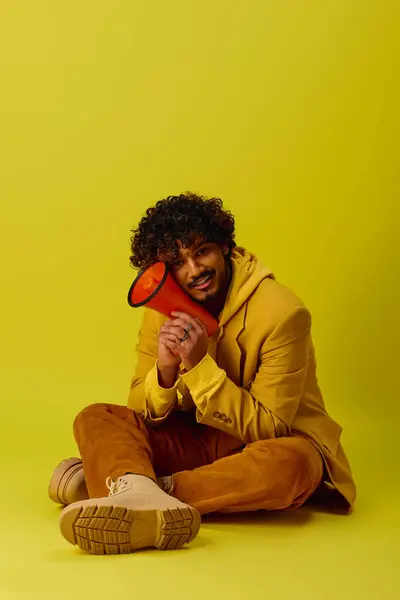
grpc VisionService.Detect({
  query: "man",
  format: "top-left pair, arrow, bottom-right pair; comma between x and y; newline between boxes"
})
49,192 -> 356,555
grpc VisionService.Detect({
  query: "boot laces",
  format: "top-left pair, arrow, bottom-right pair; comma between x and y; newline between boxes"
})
106,476 -> 129,497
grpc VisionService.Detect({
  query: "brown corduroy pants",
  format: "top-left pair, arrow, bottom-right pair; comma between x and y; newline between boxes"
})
73,403 -> 323,515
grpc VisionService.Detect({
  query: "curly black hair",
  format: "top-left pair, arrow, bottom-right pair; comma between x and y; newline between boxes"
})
129,192 -> 236,269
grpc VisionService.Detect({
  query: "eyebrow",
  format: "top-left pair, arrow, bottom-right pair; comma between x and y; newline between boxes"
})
172,242 -> 208,261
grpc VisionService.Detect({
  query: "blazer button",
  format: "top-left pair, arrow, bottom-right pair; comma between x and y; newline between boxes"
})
213,411 -> 221,419
227,418 -> 232,424
220,413 -> 227,422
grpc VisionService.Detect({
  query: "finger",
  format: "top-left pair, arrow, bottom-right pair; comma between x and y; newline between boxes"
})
164,325 -> 188,340
161,332 -> 195,356
161,330 -> 195,348
171,312 -> 204,336
178,340 -> 193,353
168,317 -> 195,332
170,311 -> 191,321
194,317 -> 208,337
161,338 -> 181,353
160,333 -> 181,345
166,322 -> 198,339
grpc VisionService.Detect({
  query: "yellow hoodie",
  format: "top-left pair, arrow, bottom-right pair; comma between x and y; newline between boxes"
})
128,247 -> 356,509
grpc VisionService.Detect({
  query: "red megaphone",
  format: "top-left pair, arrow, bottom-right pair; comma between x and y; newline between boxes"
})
127,262 -> 219,337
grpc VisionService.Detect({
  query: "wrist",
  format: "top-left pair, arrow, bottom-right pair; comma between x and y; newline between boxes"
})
157,363 -> 179,389
182,353 -> 205,372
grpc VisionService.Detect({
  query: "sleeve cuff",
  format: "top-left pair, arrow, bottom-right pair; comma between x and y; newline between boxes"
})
143,362 -> 180,421
180,353 -> 225,412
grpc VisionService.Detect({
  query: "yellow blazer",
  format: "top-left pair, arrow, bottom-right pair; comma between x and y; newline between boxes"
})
128,247 -> 356,510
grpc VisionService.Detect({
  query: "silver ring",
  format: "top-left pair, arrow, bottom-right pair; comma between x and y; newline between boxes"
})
178,323 -> 193,342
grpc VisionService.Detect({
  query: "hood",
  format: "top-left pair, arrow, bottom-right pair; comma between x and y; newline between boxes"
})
219,246 -> 274,326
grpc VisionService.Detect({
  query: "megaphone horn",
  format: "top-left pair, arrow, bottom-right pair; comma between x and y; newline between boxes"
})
127,262 -> 219,337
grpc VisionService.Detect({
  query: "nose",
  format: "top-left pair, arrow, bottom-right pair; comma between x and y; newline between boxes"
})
186,258 -> 203,282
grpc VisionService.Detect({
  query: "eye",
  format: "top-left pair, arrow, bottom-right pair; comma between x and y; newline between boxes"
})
171,260 -> 183,268
197,247 -> 209,256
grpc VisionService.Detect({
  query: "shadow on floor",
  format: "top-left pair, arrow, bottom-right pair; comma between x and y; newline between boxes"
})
202,506 -> 314,528
201,487 -> 351,528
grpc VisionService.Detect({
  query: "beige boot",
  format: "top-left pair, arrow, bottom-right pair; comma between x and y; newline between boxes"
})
48,458 -> 89,505
59,474 -> 200,554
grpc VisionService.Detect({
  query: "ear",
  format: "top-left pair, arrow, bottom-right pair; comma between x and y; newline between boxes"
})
222,245 -> 229,256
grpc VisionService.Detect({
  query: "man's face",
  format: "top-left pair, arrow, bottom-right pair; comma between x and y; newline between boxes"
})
169,240 -> 229,303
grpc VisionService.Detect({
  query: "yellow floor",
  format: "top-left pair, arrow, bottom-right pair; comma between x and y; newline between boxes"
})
1,472 -> 398,600
0,380 -> 398,600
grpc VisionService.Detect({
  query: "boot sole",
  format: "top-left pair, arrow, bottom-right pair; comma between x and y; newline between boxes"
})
61,503 -> 201,554
48,458 -> 83,505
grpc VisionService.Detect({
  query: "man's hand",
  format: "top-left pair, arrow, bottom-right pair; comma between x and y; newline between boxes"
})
161,311 -> 209,371
157,323 -> 182,389
158,324 -> 182,369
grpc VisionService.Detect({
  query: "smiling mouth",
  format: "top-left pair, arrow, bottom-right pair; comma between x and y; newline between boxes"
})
192,273 -> 213,289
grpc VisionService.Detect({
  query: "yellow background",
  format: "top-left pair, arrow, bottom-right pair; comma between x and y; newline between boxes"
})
0,1 -> 398,598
